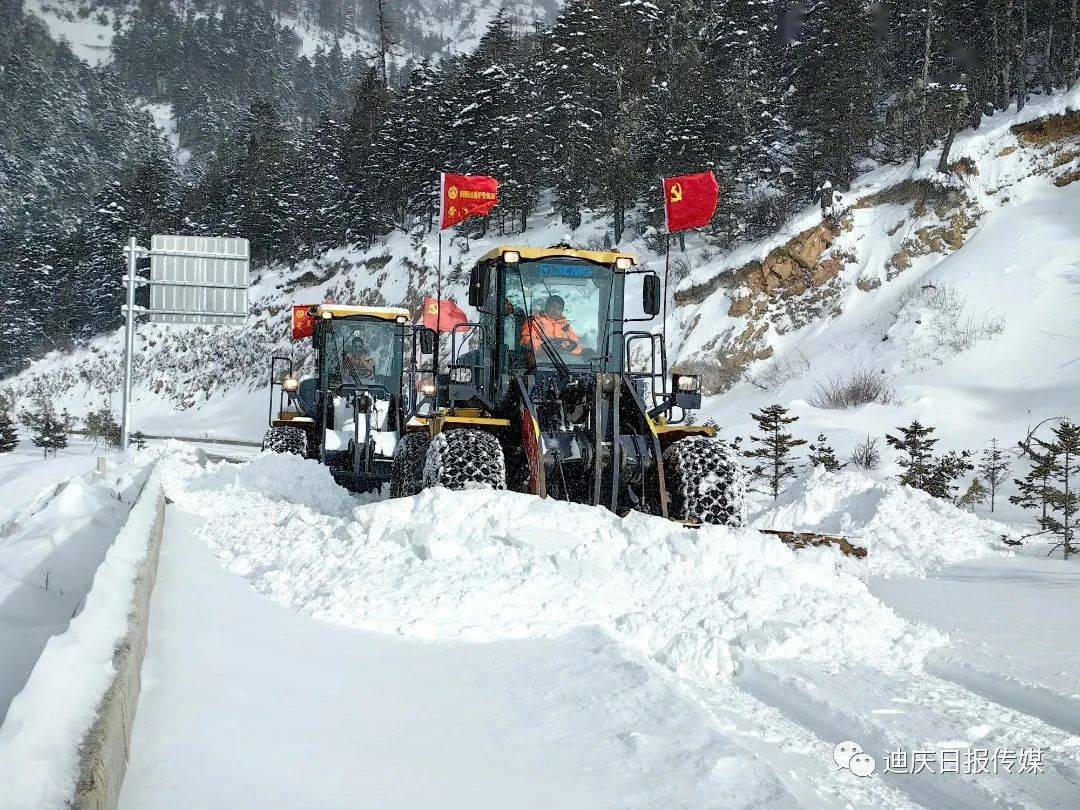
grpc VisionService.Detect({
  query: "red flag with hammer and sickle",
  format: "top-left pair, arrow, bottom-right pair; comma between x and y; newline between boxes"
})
663,171 -> 719,233
291,305 -> 315,340
422,297 -> 469,332
440,172 -> 500,229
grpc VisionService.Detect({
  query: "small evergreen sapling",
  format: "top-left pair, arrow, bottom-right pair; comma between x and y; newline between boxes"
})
886,420 -> 937,489
807,433 -> 842,471
957,478 -> 988,510
746,405 -> 807,498
978,439 -> 1011,512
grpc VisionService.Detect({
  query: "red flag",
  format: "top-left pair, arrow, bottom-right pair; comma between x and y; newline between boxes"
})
422,297 -> 469,332
663,171 -> 719,233
291,305 -> 315,340
440,172 -> 499,229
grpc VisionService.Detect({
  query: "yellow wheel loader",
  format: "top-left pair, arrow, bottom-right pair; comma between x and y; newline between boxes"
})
391,247 -> 746,525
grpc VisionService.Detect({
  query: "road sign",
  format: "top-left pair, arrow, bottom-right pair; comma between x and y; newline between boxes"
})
120,235 -> 252,450
148,235 -> 249,323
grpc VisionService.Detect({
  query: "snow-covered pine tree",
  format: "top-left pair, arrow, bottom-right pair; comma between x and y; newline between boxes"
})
807,433 -> 843,471
746,404 -> 808,498
978,439 -> 1011,512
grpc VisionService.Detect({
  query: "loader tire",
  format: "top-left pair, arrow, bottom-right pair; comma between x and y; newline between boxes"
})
261,425 -> 308,456
391,432 -> 431,497
423,429 -> 506,491
663,436 -> 747,526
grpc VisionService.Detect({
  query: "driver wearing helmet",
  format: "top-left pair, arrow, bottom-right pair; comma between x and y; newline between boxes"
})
342,334 -> 377,382
521,295 -> 584,357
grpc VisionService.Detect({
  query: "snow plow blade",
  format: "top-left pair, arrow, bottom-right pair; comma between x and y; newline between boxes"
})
758,530 -> 868,559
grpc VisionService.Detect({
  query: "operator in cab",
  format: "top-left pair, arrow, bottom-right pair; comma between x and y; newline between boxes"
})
342,333 -> 377,383
521,295 -> 585,358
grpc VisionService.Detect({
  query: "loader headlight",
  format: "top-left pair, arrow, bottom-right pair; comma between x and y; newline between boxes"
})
282,376 -> 299,392
502,250 -> 520,264
615,256 -> 634,270
449,365 -> 473,384
419,381 -> 436,396
674,374 -> 701,393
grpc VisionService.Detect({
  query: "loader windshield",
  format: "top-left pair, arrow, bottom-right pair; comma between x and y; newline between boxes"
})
323,316 -> 402,393
503,258 -> 625,372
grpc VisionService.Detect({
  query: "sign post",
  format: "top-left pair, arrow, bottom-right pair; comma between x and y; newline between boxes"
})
119,235 -> 250,450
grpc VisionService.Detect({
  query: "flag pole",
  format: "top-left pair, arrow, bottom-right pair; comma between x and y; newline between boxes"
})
662,231 -> 670,371
435,229 -> 442,410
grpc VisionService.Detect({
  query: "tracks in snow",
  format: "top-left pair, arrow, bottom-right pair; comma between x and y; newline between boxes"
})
734,660 -> 1080,809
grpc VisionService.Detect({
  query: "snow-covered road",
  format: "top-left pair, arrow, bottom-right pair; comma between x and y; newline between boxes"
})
120,449 -> 1080,807
121,508 -> 792,809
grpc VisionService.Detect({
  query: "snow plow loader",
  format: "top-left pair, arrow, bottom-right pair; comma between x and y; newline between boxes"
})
265,304 -> 428,493
390,247 -> 746,525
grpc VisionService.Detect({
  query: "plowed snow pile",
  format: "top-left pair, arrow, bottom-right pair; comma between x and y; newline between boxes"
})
753,468 -> 1012,576
158,452 -> 1029,689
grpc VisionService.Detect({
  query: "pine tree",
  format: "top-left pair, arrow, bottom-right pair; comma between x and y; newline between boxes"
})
957,478 -> 988,510
1011,434 -> 1059,521
807,433 -> 843,471
0,394 -> 18,453
746,405 -> 808,498
978,439 -> 1011,512
886,420 -> 938,489
1038,419 -> 1079,557
925,450 -> 975,500
19,395 -> 69,458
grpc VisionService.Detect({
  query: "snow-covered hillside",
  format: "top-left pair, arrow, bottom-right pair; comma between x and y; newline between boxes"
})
4,90 -> 1077,474
679,90 -> 1080,474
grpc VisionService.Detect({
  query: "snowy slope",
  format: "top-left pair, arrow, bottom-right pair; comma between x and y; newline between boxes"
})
679,90 -> 1080,473
3,91 -> 1077,479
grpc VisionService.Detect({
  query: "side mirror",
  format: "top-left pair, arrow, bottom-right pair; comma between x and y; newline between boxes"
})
468,263 -> 488,307
418,327 -> 436,355
643,274 -> 661,316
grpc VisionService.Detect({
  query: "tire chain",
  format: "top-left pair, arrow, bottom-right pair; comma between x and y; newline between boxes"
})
663,436 -> 748,526
391,433 -> 431,496
261,425 -> 308,456
423,429 -> 507,490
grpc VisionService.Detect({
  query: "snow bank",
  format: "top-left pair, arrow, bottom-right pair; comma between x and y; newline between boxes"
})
0,465 -> 163,809
753,468 -> 1012,576
171,456 -> 944,693
187,452 -> 360,518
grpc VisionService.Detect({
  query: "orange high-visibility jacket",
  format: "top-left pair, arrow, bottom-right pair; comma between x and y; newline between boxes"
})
521,314 -> 584,356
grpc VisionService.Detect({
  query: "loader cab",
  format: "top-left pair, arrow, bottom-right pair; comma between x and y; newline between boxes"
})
459,248 -> 656,407
265,304 -> 415,493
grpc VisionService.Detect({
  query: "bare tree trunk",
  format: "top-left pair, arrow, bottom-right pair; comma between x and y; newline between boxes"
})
1017,0 -> 1028,111
375,0 -> 394,89
1003,0 -> 1014,108
1044,24 -> 1055,95
915,1 -> 934,166
1071,0 -> 1078,88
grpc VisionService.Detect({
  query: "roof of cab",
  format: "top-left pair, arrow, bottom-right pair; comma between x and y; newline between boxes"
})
315,304 -> 412,321
478,246 -> 637,266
